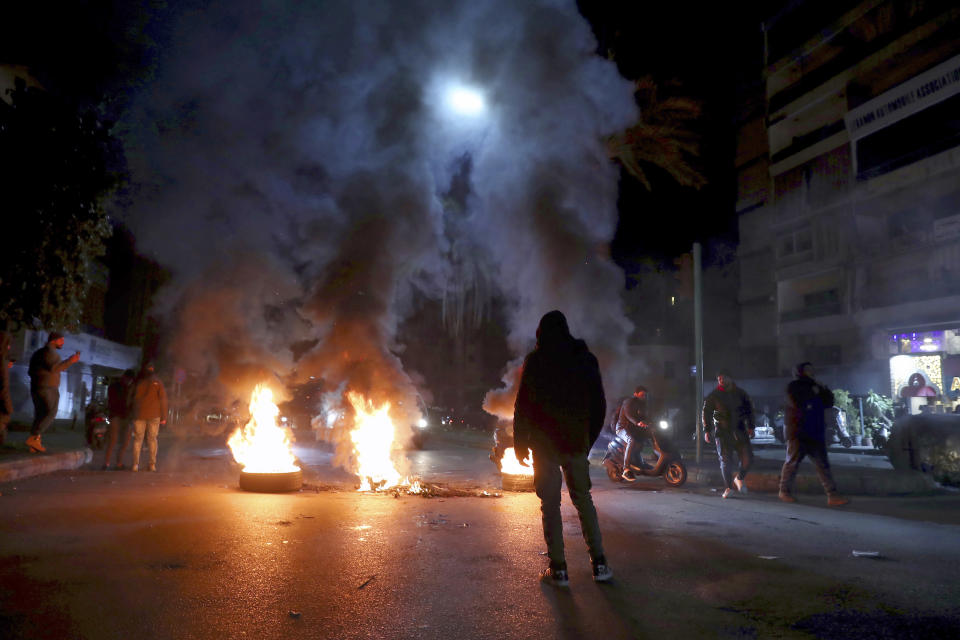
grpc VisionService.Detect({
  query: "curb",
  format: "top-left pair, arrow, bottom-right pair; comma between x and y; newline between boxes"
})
0,448 -> 93,483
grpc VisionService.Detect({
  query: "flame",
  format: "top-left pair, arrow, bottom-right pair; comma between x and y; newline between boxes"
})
227,385 -> 299,473
499,447 -> 534,476
347,391 -> 409,491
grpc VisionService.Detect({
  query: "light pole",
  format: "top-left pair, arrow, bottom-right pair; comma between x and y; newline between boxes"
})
694,242 -> 704,464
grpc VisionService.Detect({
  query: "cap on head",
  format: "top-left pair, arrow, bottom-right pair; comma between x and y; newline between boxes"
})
48,331 -> 64,343
716,368 -> 733,379
794,362 -> 813,378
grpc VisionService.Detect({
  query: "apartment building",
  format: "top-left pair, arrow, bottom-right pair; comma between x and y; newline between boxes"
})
736,0 -> 960,409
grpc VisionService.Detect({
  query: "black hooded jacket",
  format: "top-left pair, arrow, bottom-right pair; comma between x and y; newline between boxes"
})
0,332 -> 12,416
513,311 -> 606,456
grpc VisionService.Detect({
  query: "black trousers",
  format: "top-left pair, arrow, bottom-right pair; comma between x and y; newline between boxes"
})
533,448 -> 605,570
715,429 -> 753,489
779,436 -> 838,495
30,387 -> 59,436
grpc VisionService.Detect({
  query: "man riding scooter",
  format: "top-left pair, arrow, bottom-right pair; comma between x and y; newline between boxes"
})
616,385 -> 653,482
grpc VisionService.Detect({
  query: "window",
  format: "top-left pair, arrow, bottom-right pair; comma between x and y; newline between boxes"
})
857,92 -> 960,180
803,289 -> 839,307
778,226 -> 813,258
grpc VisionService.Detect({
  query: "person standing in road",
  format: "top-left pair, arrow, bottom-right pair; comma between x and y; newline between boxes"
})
616,385 -> 652,482
0,332 -> 13,448
513,310 -> 613,586
129,362 -> 168,472
702,370 -> 755,498
778,362 -> 849,506
26,332 -> 81,453
102,369 -> 135,470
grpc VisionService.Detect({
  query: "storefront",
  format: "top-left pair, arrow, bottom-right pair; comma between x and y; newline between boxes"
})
888,329 -> 960,414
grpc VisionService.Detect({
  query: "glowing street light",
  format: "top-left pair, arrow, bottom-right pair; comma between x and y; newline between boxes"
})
445,85 -> 485,117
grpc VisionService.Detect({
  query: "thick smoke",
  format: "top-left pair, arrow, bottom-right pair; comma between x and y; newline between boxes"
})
118,0 -> 637,464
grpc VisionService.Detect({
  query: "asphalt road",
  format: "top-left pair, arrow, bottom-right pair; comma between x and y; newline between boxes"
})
2,431 -> 959,639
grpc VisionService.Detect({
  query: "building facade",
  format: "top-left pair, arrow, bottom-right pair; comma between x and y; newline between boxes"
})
736,0 -> 960,410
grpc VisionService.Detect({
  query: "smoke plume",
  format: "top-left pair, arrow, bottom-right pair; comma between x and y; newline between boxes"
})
118,0 -> 638,465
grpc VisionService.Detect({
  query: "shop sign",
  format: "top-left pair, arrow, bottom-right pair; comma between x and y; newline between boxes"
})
845,53 -> 960,141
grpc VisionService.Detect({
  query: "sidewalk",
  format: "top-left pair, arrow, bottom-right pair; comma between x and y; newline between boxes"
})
0,424 -> 93,483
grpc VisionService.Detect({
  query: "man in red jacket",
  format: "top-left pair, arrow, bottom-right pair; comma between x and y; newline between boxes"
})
129,362 -> 168,472
102,369 -> 135,470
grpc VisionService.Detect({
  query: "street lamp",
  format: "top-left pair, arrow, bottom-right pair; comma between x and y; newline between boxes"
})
444,85 -> 486,117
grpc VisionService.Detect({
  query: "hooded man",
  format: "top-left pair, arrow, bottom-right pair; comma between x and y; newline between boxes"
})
778,362 -> 849,506
26,331 -> 81,453
513,310 -> 612,586
702,370 -> 755,498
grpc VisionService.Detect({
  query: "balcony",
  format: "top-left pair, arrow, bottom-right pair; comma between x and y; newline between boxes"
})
780,301 -> 843,323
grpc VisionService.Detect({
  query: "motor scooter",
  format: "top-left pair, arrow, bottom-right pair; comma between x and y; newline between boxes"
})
602,426 -> 687,487
85,403 -> 110,450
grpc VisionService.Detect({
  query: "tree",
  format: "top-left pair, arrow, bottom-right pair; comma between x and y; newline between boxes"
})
607,76 -> 707,191
0,77 -> 123,330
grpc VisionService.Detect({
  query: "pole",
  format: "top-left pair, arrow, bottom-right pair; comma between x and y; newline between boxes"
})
694,242 -> 704,464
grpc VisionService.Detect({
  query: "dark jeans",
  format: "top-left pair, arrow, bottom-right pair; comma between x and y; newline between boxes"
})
779,436 -> 838,495
31,387 -> 60,436
715,429 -> 753,489
533,448 -> 604,570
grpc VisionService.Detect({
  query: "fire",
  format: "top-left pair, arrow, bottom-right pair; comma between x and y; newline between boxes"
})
227,385 -> 299,473
347,391 -> 408,491
499,447 -> 534,476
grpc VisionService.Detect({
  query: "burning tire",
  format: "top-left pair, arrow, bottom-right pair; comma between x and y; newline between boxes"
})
239,469 -> 303,493
664,460 -> 687,487
501,472 -> 534,492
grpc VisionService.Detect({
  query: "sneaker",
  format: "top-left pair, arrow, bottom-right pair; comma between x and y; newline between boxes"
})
148,464 -> 156,472
25,435 -> 46,453
101,463 -> 111,471
733,476 -> 747,493
115,463 -> 125,470
593,563 -> 614,583
621,469 -> 637,483
539,567 -> 569,587
131,464 -> 139,472
778,491 -> 797,503
722,488 -> 733,499
827,494 -> 850,507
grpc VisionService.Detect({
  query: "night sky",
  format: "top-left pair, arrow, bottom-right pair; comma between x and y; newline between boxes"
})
1,0 -> 784,405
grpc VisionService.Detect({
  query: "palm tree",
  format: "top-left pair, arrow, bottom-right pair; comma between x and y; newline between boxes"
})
607,76 -> 707,191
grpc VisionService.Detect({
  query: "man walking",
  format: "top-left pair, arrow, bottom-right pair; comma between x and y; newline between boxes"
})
102,369 -> 135,469
129,363 -> 168,472
514,310 -> 612,586
27,332 -> 81,453
778,362 -> 849,506
702,370 -> 755,498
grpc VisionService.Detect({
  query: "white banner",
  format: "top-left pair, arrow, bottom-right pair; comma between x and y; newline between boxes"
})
845,53 -> 960,141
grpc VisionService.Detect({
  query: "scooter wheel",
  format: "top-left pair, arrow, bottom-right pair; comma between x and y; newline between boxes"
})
664,461 -> 687,487
603,459 -> 622,483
